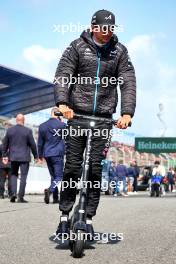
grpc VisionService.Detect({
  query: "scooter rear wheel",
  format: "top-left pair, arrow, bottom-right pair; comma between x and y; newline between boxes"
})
68,207 -> 80,252
72,229 -> 85,258
68,215 -> 75,252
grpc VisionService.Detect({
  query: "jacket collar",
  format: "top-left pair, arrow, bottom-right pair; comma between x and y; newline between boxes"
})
80,29 -> 119,51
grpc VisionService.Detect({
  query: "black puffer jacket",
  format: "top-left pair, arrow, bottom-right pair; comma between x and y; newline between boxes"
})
54,30 -> 136,117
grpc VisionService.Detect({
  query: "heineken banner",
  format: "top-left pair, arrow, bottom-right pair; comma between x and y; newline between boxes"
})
135,137 -> 176,153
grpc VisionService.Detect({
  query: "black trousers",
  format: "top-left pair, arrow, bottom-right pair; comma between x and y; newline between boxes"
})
133,177 -> 138,192
59,118 -> 112,217
10,161 -> 29,198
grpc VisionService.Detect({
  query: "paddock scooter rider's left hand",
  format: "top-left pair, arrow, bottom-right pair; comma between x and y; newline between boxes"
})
116,114 -> 131,129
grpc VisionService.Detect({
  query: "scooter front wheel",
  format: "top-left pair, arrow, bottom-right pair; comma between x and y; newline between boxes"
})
72,229 -> 85,258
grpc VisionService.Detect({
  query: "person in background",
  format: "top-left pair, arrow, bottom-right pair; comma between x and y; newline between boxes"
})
174,168 -> 176,191
132,160 -> 140,193
2,114 -> 38,203
38,107 -> 66,204
101,158 -> 112,194
152,160 -> 166,196
127,161 -> 136,194
101,158 -> 112,179
114,160 -> 128,197
0,142 -> 11,198
167,167 -> 175,192
109,161 -> 116,183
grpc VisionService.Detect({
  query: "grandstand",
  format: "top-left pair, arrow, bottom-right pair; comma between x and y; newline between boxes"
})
107,141 -> 176,169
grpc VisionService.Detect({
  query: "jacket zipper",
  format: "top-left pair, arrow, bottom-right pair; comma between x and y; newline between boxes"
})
93,52 -> 101,114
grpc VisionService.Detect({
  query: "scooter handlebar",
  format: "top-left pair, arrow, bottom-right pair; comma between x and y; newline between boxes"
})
54,111 -> 132,127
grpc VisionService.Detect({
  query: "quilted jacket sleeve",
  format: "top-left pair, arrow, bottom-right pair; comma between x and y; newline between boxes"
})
117,45 -> 136,117
54,40 -> 79,107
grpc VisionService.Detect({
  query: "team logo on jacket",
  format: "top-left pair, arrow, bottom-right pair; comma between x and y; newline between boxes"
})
84,48 -> 92,59
109,50 -> 117,57
84,48 -> 91,55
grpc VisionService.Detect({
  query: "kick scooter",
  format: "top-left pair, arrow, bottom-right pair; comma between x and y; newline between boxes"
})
55,111 -> 130,258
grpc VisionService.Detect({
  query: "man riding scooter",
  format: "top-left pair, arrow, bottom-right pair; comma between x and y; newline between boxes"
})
53,9 -> 136,238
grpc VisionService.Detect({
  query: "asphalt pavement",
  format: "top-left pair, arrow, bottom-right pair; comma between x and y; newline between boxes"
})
0,192 -> 176,264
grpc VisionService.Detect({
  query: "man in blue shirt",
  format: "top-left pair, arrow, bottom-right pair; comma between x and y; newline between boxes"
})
38,107 -> 66,204
114,160 -> 128,196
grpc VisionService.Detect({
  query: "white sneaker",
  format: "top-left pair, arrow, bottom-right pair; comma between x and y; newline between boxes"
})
122,192 -> 128,197
114,194 -> 117,197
